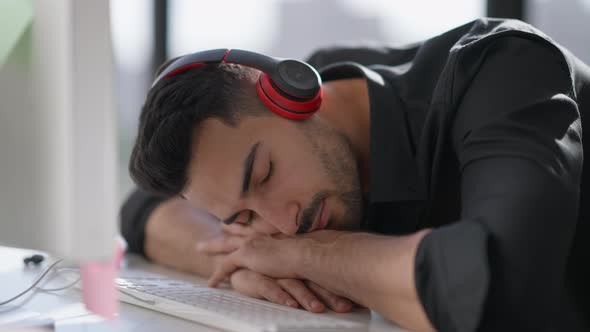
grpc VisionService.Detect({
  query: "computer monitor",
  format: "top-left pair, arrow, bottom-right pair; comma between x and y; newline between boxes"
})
0,0 -> 118,316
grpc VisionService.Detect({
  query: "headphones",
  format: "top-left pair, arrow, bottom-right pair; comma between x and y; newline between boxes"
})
151,49 -> 323,120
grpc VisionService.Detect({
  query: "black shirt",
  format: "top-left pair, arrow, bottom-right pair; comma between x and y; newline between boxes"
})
121,18 -> 590,331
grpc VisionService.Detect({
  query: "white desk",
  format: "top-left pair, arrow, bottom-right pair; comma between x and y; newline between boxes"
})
0,246 -> 407,331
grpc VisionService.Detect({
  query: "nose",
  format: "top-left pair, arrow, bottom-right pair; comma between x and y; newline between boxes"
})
253,200 -> 300,235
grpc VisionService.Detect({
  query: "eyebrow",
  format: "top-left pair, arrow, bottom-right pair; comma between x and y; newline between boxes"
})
242,141 -> 260,197
221,141 -> 260,225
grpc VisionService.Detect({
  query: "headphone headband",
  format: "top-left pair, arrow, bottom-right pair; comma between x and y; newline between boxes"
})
151,49 -> 323,120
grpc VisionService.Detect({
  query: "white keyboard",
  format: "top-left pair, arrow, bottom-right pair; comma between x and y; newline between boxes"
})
114,271 -> 366,332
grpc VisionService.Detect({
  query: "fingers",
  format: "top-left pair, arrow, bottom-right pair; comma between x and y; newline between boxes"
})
277,279 -> 325,313
196,223 -> 262,255
226,267 -> 349,314
196,235 -> 245,255
230,270 -> 299,309
208,235 -> 302,287
305,280 -> 354,313
222,223 -> 257,237
208,256 -> 241,287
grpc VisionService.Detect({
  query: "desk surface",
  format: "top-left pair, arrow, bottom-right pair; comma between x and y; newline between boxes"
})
0,246 -> 407,332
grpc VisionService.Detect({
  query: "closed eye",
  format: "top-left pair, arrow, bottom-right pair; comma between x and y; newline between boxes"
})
230,210 -> 253,226
261,161 -> 273,184
237,210 -> 254,226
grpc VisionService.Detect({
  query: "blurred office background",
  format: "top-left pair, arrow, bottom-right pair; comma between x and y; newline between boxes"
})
111,0 -> 590,202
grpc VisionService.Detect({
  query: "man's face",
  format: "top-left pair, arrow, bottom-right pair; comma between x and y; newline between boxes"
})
183,114 -> 364,235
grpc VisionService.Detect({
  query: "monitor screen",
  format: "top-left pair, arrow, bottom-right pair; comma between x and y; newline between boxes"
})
0,0 -> 117,262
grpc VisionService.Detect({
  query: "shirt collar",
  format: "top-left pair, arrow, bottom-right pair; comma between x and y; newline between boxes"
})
319,62 -> 426,205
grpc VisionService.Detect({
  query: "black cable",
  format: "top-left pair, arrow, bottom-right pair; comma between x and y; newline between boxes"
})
0,259 -> 63,306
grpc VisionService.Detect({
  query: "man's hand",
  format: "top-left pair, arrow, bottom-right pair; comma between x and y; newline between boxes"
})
196,223 -> 260,254
205,228 -> 435,332
229,269 -> 353,313
197,226 -> 354,312
206,230 -> 346,288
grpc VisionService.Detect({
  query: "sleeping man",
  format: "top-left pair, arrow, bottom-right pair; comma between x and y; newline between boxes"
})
121,18 -> 590,331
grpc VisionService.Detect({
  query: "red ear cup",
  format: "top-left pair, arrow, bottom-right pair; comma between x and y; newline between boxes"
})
256,73 -> 323,120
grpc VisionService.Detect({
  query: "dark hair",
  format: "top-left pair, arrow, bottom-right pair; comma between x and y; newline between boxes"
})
129,63 -> 262,197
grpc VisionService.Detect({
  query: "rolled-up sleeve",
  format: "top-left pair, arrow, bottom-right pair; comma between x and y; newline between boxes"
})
415,37 -> 585,331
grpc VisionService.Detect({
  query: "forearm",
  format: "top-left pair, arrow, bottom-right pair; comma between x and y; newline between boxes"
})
145,197 -> 223,277
302,230 -> 434,331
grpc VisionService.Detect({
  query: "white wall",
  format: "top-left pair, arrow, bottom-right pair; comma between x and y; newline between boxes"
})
527,0 -> 590,63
